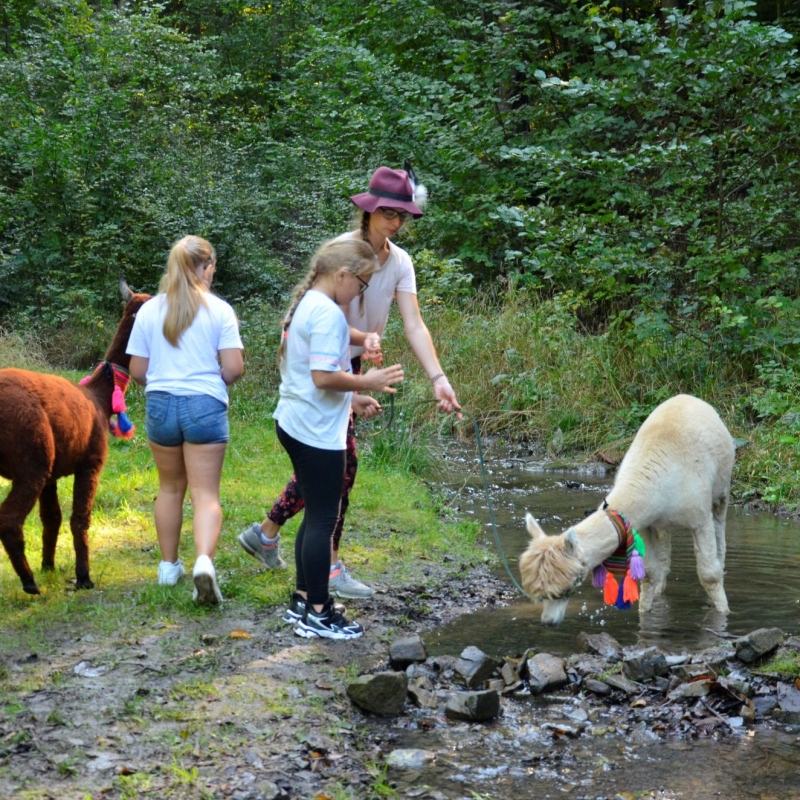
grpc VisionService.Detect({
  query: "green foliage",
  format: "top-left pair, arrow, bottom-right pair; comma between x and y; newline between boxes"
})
1,0 -> 800,415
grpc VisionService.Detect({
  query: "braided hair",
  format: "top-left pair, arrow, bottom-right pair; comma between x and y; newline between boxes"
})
359,210 -> 371,244
277,237 -> 377,363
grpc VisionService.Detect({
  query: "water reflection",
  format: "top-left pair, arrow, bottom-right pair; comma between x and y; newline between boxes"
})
434,448 -> 800,657
381,443 -> 800,800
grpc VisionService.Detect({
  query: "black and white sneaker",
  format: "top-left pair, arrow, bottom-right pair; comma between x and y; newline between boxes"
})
282,593 -> 346,625
283,592 -> 307,624
294,597 -> 364,640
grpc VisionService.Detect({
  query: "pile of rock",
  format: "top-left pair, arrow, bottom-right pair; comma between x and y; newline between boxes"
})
346,627 -> 800,736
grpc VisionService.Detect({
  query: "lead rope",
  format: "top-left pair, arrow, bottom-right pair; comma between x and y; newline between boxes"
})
472,416 -> 531,599
367,384 -> 529,597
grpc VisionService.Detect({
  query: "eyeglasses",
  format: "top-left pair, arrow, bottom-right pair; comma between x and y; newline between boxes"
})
354,274 -> 369,294
378,207 -> 413,223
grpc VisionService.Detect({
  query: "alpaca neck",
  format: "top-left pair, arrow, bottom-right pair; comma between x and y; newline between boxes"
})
575,511 -> 623,568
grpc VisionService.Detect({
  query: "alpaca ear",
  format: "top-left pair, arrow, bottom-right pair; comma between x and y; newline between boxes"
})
119,276 -> 133,303
563,528 -> 580,557
525,512 -> 546,540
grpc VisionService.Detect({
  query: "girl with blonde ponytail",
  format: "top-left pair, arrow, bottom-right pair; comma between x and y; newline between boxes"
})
271,238 -> 404,640
127,235 -> 244,605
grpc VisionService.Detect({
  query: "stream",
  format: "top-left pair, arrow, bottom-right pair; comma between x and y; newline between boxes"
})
381,442 -> 800,800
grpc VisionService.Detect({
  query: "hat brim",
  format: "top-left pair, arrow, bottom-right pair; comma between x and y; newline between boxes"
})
350,191 -> 424,219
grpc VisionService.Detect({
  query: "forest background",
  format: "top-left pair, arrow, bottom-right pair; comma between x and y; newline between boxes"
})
2,0 -> 800,509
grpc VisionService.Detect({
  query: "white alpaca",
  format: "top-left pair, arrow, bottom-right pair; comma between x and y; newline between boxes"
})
519,394 -> 735,626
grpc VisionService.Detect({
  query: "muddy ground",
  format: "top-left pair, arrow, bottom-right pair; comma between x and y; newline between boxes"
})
3,558 -> 799,800
0,563 -> 518,800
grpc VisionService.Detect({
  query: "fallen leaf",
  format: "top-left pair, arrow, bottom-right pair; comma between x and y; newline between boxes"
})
229,630 -> 251,639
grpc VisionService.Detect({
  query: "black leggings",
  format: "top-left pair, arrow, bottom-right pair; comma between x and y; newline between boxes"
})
276,422 -> 345,607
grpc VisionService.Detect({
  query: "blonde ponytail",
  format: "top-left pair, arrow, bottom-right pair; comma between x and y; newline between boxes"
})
159,236 -> 215,347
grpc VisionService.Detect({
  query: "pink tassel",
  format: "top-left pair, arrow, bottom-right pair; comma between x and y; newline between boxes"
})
79,376 -> 91,386
592,564 -> 608,588
629,552 -> 646,580
112,385 -> 127,414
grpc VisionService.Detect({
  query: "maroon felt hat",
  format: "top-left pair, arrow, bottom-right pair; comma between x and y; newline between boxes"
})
350,166 -> 425,218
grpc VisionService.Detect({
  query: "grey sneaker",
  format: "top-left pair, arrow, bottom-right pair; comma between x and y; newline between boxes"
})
329,560 -> 374,599
294,597 -> 364,640
238,523 -> 287,569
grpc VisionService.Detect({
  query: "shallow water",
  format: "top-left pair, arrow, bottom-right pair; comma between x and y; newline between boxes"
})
431,449 -> 800,658
382,443 -> 800,800
385,716 -> 800,800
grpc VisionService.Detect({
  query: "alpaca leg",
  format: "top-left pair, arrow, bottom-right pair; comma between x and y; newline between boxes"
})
0,480 -> 46,594
70,467 -> 100,590
692,519 -> 729,613
39,481 -> 62,571
712,494 -> 728,568
639,528 -> 670,612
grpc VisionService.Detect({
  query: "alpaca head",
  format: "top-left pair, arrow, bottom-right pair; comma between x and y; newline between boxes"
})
103,278 -> 151,367
519,513 -> 589,626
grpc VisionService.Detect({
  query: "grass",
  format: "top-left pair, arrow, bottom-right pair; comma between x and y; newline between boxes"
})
0,367 -> 481,647
755,649 -> 800,680
3,284 -> 800,633
387,292 -> 800,512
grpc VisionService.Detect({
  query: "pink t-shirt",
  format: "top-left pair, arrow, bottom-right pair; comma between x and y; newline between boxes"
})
337,231 -> 417,358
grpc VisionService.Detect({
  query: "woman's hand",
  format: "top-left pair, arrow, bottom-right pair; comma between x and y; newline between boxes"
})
362,332 -> 383,365
433,376 -> 463,419
359,363 -> 404,394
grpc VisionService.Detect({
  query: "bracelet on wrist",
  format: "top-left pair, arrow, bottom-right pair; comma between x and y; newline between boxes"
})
430,372 -> 446,384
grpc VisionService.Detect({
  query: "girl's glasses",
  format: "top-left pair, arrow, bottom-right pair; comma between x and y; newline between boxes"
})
379,207 -> 412,223
354,274 -> 369,294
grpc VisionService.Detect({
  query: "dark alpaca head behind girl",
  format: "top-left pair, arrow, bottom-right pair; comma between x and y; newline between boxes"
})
0,279 -> 150,594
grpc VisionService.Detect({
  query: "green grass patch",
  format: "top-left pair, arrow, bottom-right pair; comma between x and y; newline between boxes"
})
755,648 -> 800,680
0,375 -> 480,651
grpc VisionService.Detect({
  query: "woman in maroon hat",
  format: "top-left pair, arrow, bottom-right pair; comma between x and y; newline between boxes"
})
238,164 -> 461,608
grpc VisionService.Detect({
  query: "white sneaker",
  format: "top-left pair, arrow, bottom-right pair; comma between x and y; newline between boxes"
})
157,559 -> 186,586
192,555 -> 223,605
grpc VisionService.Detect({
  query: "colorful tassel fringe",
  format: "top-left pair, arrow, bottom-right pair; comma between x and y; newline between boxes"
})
596,511 -> 646,610
80,361 -> 135,440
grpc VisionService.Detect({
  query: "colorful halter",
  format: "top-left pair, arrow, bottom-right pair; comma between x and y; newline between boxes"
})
591,507 -> 646,609
79,362 -> 135,440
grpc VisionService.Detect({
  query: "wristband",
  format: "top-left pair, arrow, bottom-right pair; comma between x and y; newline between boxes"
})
430,373 -> 446,384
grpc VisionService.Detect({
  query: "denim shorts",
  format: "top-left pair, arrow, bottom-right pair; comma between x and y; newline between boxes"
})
145,391 -> 230,446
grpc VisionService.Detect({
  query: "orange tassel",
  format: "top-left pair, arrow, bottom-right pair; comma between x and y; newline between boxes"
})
604,573 -> 619,605
623,575 -> 639,603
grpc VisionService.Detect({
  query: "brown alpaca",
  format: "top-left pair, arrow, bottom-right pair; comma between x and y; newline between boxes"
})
0,279 -> 150,594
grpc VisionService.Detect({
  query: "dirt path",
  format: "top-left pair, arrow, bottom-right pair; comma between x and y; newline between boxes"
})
0,564 -> 515,800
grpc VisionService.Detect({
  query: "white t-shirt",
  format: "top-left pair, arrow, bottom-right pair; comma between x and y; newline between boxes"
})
126,292 -> 243,406
273,289 -> 352,450
337,231 -> 417,358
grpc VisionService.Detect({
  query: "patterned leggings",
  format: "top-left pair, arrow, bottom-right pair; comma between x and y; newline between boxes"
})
267,358 -> 360,550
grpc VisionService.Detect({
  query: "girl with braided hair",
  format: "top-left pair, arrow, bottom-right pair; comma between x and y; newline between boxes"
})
239,165 -> 461,601
274,237 -> 404,639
